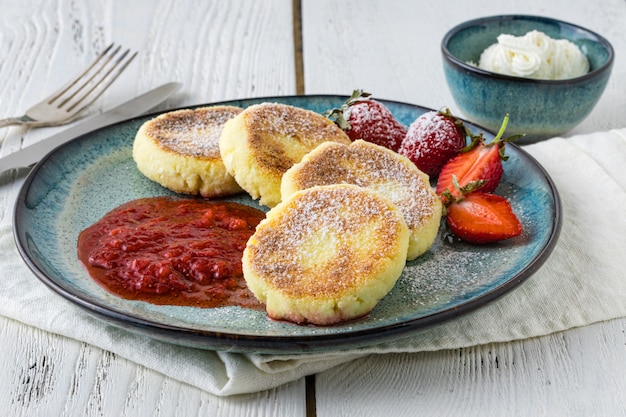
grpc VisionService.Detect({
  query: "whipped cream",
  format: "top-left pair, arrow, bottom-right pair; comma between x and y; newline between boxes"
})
475,30 -> 589,80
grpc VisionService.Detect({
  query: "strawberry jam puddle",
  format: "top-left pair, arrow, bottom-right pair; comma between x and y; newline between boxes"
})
78,197 -> 265,310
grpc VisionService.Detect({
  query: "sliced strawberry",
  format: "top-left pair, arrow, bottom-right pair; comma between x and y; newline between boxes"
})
436,138 -> 503,201
398,108 -> 468,177
436,115 -> 520,203
445,192 -> 523,244
325,90 -> 407,152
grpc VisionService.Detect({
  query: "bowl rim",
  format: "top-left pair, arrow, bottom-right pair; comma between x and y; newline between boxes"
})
441,14 -> 615,84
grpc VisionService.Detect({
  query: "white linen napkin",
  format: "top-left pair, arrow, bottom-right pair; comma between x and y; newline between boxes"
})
0,128 -> 625,396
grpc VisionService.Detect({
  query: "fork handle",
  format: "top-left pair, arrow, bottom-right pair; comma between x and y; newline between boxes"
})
0,117 -> 27,128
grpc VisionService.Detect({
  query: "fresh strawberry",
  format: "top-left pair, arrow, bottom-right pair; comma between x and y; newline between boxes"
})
445,192 -> 523,244
436,137 -> 503,202
325,90 -> 407,152
436,115 -> 520,203
398,108 -> 469,177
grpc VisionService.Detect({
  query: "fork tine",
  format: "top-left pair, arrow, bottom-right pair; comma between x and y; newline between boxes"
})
0,43 -> 137,129
47,43 -> 116,106
44,44 -> 136,118
64,48 -> 137,113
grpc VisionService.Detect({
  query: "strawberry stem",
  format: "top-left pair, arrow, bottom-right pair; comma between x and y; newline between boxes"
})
493,114 -> 510,143
324,89 -> 372,130
494,114 -> 525,145
440,175 -> 487,207
438,107 -> 488,149
345,89 -> 372,107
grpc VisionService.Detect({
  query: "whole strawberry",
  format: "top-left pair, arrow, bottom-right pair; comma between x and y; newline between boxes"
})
325,90 -> 407,152
398,109 -> 468,177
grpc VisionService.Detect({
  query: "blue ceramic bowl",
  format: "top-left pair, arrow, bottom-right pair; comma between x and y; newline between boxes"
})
441,15 -> 614,142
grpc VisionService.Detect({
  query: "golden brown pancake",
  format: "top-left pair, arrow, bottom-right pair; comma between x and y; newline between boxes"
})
133,106 -> 243,197
219,102 -> 351,207
242,184 -> 409,325
281,140 -> 442,260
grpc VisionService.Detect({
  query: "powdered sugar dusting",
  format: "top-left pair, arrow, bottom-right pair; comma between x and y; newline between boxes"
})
398,111 -> 467,176
288,140 -> 439,230
246,102 -> 350,147
403,111 -> 460,149
247,184 -> 405,296
146,106 -> 242,158
349,102 -> 386,127
345,100 -> 407,151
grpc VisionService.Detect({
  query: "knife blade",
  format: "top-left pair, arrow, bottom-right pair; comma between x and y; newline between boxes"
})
0,82 -> 182,173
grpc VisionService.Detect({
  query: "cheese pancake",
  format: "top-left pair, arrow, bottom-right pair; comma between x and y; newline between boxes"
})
219,102 -> 351,207
242,184 -> 409,326
281,140 -> 442,260
133,106 -> 243,197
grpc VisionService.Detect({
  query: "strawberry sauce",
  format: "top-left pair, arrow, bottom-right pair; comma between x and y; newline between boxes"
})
77,197 -> 265,309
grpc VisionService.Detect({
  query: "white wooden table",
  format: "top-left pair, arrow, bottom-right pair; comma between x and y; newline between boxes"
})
1,0 -> 625,415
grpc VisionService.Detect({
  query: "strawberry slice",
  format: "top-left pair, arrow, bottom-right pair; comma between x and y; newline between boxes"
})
436,137 -> 504,201
436,115 -> 520,203
325,90 -> 407,152
445,192 -> 523,244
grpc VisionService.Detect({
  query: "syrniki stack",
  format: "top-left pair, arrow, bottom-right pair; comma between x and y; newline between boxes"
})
133,106 -> 243,197
242,184 -> 409,326
219,102 -> 351,207
281,140 -> 442,260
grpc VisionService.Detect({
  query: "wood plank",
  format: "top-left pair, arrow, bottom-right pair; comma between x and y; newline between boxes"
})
315,318 -> 626,416
0,0 -> 306,415
0,316 -> 306,416
303,1 -> 626,415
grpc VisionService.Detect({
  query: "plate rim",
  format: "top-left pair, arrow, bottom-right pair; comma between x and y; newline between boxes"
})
12,94 -> 563,354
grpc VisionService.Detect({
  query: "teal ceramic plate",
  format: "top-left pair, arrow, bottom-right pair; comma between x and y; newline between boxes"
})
13,95 -> 561,354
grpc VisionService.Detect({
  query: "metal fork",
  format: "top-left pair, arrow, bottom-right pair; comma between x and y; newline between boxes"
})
0,43 -> 137,129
